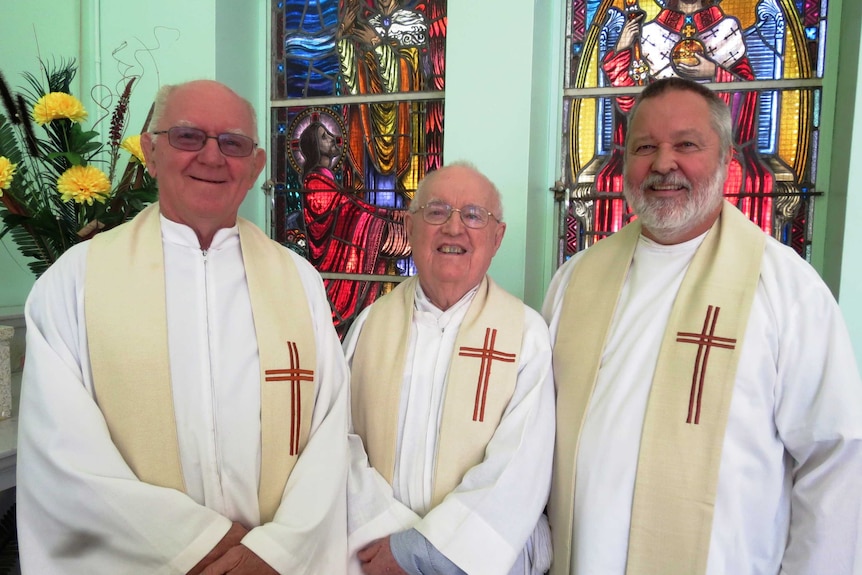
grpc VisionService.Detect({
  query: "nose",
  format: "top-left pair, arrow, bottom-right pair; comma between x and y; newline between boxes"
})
651,144 -> 678,174
441,209 -> 466,234
196,137 -> 226,165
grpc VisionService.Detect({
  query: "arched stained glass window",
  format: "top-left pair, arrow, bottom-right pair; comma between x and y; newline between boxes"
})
557,0 -> 827,264
270,0 -> 447,337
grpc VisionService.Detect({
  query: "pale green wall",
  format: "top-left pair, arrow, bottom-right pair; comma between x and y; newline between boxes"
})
524,0 -> 565,308
1,0 -> 861,358
0,0 -> 265,314
837,0 -> 862,363
0,0 -> 80,315
443,2 -> 537,303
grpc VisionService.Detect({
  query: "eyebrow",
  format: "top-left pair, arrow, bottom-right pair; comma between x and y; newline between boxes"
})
173,121 -> 250,137
630,128 -> 710,142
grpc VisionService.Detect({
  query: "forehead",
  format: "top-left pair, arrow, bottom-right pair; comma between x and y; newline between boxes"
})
422,166 -> 497,207
628,89 -> 717,143
160,83 -> 255,135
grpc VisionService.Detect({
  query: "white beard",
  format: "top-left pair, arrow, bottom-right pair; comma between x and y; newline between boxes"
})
623,167 -> 725,243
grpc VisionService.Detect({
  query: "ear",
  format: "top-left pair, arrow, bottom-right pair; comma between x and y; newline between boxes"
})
492,222 -> 506,255
723,145 -> 734,169
140,132 -> 158,178
251,147 -> 267,181
405,210 -> 415,244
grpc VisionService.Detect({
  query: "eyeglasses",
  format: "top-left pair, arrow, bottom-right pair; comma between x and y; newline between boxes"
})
152,126 -> 258,157
414,201 -> 500,229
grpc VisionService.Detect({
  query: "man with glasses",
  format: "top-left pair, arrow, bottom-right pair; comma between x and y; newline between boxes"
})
343,162 -> 555,575
18,80 -> 350,574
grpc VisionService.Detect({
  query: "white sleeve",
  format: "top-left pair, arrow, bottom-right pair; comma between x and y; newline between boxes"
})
768,249 -> 862,573
16,245 -> 231,575
414,309 -> 556,575
343,309 -> 422,568
241,256 -> 350,574
541,254 -> 581,346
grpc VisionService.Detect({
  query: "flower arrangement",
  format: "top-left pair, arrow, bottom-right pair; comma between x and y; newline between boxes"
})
0,58 -> 157,276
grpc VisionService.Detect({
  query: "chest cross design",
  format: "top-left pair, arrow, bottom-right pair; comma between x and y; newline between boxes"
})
265,341 -> 314,454
458,327 -> 516,422
675,306 -> 736,424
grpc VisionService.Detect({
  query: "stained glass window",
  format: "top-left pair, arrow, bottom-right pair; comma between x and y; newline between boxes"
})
558,0 -> 827,264
270,0 -> 447,336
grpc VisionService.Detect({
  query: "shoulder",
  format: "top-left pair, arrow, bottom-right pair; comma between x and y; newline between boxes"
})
522,304 -> 552,350
342,305 -> 373,361
24,241 -> 92,349
29,241 -> 91,301
754,237 -> 845,344
541,250 -> 588,321
759,237 -> 833,301
277,243 -> 331,302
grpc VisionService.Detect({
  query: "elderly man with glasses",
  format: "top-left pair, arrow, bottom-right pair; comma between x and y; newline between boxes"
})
17,80 -> 350,574
343,162 -> 555,575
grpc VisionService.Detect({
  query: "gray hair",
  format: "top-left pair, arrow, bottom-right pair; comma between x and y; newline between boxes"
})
148,81 -> 259,139
625,77 -> 733,164
410,160 -> 504,221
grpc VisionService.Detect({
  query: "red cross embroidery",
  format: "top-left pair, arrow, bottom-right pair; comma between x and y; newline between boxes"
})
265,341 -> 314,455
676,306 -> 736,425
458,328 -> 516,422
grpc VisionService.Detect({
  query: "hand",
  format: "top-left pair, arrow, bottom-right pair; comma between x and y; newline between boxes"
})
188,522 -> 249,575
357,537 -> 408,575
339,0 -> 360,38
352,22 -> 382,49
674,53 -> 717,79
200,545 -> 278,575
616,14 -> 643,51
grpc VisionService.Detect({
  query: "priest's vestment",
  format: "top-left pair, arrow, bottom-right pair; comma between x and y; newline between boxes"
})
344,277 -> 555,575
542,212 -> 862,575
17,214 -> 350,574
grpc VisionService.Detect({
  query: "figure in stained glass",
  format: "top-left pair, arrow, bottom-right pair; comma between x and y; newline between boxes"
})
337,0 -> 429,197
272,0 -> 446,335
594,0 -> 775,238
286,107 -> 412,337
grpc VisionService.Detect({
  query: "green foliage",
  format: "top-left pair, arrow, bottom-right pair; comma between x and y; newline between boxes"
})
0,58 -> 157,277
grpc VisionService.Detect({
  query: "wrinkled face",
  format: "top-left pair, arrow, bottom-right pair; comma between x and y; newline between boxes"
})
141,81 -> 265,234
407,165 -> 506,308
623,89 -> 729,244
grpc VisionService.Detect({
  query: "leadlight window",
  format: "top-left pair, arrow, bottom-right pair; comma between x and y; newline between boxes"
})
557,0 -> 826,264
270,0 -> 447,337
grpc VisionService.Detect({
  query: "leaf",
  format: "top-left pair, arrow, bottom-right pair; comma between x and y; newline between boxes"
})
46,151 -> 83,166
0,115 -> 21,157
1,56 -> 157,276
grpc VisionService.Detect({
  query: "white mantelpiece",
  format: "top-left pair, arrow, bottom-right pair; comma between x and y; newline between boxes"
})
0,326 -> 12,420
0,313 -> 23,492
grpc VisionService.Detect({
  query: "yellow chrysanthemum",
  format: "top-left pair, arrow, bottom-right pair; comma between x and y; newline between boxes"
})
120,134 -> 146,166
0,156 -> 16,195
32,92 -> 88,125
57,165 -> 111,205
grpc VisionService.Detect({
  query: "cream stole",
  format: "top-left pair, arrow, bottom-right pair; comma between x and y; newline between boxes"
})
85,203 -> 316,523
550,202 -> 765,575
351,276 -> 524,507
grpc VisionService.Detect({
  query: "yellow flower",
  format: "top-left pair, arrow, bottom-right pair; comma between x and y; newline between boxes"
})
120,135 -> 146,166
0,156 -> 16,195
32,92 -> 88,125
57,165 -> 111,205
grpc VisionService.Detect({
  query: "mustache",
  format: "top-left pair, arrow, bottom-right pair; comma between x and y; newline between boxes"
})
641,173 -> 692,191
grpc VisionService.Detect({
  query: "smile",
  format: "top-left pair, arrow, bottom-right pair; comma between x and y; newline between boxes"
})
439,245 -> 466,254
190,175 -> 227,184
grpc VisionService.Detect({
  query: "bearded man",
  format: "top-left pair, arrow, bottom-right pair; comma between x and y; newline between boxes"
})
543,77 -> 862,575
